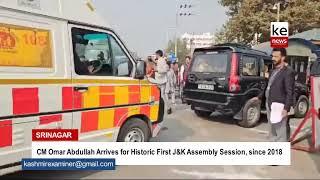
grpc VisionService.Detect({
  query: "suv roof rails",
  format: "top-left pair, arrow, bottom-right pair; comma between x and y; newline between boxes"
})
213,43 -> 269,56
214,43 -> 251,49
250,49 -> 269,56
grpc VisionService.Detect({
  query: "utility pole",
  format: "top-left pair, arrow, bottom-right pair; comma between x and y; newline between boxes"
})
190,32 -> 194,55
273,2 -> 281,22
174,3 -> 194,58
174,12 -> 179,57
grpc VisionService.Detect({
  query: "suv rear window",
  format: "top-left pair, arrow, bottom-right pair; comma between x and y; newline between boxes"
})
242,56 -> 258,76
191,52 -> 228,73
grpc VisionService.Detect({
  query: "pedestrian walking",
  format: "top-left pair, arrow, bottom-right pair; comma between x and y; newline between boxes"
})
153,50 -> 169,112
256,48 -> 295,142
165,62 -> 177,114
284,61 -> 297,141
146,56 -> 155,78
172,62 -> 179,89
179,56 -> 191,98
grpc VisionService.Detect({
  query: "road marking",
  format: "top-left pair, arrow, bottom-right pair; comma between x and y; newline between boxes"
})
171,169 -> 260,179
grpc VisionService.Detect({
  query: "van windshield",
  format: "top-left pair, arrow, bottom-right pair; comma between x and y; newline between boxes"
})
191,52 -> 228,73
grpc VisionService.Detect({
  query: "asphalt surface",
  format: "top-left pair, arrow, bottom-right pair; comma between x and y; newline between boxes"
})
4,100 -> 320,179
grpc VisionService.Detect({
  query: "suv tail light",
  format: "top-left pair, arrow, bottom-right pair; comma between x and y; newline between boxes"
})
229,53 -> 240,92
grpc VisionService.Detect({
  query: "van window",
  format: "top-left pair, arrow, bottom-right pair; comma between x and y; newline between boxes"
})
191,52 -> 228,73
0,23 -> 53,68
110,37 -> 131,76
242,56 -> 258,76
71,27 -> 132,76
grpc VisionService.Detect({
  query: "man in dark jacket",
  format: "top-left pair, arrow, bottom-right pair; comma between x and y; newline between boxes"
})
257,48 -> 295,142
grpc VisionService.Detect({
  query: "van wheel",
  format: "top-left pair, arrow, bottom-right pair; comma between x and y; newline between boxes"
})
238,98 -> 261,128
117,118 -> 150,142
294,95 -> 309,118
194,109 -> 212,118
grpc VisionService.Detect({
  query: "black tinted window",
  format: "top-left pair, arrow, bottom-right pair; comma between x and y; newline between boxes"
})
242,56 -> 258,76
263,58 -> 273,78
191,52 -> 228,73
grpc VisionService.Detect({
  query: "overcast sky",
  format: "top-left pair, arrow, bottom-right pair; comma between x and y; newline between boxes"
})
93,0 -> 228,57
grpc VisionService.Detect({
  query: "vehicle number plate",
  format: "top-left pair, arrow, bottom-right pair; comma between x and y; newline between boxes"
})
198,84 -> 214,90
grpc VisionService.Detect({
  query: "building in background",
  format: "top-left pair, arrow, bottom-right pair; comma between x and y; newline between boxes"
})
181,32 -> 214,53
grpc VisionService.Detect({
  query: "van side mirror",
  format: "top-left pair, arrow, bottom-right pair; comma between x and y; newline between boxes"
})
135,60 -> 146,79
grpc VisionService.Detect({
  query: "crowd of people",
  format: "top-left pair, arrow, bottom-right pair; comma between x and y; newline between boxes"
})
145,48 -> 295,144
145,50 -> 191,114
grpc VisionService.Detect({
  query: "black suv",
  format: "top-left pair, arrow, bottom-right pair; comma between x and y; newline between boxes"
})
183,43 -> 309,128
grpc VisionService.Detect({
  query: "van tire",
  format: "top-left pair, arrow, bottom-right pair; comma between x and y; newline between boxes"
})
238,98 -> 261,128
117,118 -> 150,142
194,110 -> 212,118
294,95 -> 309,118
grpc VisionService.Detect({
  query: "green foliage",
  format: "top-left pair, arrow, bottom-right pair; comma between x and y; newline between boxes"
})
216,0 -> 320,44
165,38 -> 189,65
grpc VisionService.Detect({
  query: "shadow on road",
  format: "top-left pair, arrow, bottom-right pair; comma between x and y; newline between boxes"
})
151,116 -> 195,142
206,112 -> 236,125
202,112 -> 270,126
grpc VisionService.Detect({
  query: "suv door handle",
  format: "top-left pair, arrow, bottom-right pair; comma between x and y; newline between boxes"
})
74,86 -> 89,92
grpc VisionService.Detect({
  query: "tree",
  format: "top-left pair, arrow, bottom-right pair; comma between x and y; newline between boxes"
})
165,38 -> 189,65
219,0 -> 244,16
216,0 -> 320,44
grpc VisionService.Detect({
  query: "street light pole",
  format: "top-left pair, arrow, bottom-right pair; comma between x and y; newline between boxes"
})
166,27 -> 176,49
174,12 -> 179,57
273,2 -> 281,22
174,4 -> 194,59
190,38 -> 194,55
277,2 -> 280,22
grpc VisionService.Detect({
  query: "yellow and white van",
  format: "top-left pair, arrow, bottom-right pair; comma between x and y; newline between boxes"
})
0,0 -> 163,175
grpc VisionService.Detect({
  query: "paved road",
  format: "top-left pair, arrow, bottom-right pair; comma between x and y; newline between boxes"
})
5,101 -> 320,179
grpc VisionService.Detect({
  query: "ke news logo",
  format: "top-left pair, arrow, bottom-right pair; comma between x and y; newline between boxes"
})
270,22 -> 289,48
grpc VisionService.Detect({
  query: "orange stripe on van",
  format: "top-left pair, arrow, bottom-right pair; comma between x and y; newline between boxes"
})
140,105 -> 150,117
81,111 -> 99,133
129,85 -> 140,92
73,89 -> 83,109
40,115 -> 62,125
12,88 -> 39,115
100,86 -> 115,107
151,85 -> 160,101
0,120 -> 12,148
129,85 -> 140,104
114,108 -> 128,127
62,87 -> 74,110
100,86 -> 114,93
100,94 -> 115,107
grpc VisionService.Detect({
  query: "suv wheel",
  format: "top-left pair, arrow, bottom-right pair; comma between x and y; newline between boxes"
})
294,95 -> 309,118
238,98 -> 261,128
194,109 -> 212,118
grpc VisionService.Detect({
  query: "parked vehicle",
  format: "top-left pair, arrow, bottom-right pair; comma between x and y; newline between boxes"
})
0,0 -> 163,175
183,43 -> 309,128
293,82 -> 309,118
